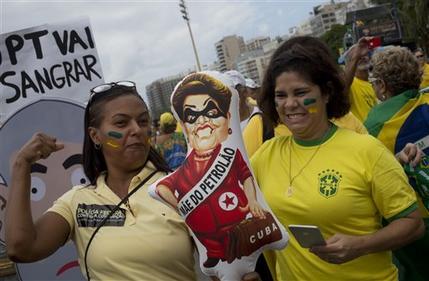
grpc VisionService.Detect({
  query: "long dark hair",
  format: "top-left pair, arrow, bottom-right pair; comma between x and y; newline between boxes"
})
83,85 -> 170,185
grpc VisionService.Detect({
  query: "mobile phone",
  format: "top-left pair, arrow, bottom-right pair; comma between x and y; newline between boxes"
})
368,37 -> 381,49
288,224 -> 326,248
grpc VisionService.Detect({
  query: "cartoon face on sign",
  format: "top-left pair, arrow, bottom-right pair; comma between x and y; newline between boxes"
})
0,98 -> 86,280
149,72 -> 288,280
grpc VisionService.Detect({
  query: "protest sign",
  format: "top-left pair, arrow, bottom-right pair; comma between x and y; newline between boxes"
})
0,17 -> 104,122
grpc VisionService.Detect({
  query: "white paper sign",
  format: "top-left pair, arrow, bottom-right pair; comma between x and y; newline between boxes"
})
0,17 -> 104,122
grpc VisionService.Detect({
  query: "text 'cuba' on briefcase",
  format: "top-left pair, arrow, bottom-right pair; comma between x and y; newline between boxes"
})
226,212 -> 282,263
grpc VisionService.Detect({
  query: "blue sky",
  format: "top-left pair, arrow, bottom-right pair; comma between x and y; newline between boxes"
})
1,0 -> 328,98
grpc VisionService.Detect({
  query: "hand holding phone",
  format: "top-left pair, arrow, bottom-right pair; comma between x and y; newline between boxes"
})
288,224 -> 326,248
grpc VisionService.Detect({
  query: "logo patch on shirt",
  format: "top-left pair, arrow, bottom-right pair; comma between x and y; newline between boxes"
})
318,169 -> 342,198
76,204 -> 126,227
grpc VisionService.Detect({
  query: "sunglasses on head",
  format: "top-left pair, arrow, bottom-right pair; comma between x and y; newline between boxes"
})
183,100 -> 226,124
89,81 -> 136,103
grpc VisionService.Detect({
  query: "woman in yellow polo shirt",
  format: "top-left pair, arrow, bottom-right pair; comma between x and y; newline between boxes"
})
5,80 -> 261,281
5,81 -> 196,281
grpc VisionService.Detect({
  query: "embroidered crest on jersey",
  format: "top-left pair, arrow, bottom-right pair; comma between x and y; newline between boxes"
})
318,169 -> 342,198
76,203 -> 126,227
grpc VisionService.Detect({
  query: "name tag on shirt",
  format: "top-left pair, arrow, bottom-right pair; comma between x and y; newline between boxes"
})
76,203 -> 126,227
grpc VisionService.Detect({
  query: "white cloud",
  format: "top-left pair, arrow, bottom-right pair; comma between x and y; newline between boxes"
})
257,23 -> 270,34
2,0 -> 326,102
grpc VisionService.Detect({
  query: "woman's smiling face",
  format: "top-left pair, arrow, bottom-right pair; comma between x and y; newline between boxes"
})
274,71 -> 329,140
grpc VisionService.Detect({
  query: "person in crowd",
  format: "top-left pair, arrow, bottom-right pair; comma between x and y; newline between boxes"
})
150,118 -> 160,144
343,37 -> 378,122
5,80 -> 261,281
155,112 -> 187,170
365,46 -> 429,158
245,78 -> 260,106
243,36 -> 368,158
251,36 -> 425,281
6,81 -> 196,281
155,72 -> 265,269
365,46 -> 429,281
414,48 -> 429,90
224,70 -> 258,131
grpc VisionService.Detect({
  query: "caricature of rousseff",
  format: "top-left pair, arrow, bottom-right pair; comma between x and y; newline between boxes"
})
156,73 -> 265,269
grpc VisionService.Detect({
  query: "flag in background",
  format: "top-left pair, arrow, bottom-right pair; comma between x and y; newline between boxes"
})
364,89 -> 429,155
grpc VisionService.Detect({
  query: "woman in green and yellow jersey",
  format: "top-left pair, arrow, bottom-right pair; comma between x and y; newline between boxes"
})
251,36 -> 424,281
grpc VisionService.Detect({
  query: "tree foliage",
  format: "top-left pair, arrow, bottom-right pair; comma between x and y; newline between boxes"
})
320,24 -> 348,59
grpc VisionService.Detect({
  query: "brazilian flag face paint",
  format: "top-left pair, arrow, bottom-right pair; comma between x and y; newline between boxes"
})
303,98 -> 316,106
105,131 -> 123,149
303,98 -> 318,113
107,131 -> 123,139
106,140 -> 120,148
308,107 -> 318,113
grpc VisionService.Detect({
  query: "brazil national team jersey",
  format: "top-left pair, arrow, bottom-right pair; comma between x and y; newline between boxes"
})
349,77 -> 377,122
251,126 -> 417,281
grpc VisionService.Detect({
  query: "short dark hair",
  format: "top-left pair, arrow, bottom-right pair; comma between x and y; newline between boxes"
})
161,123 -> 177,134
259,36 -> 350,126
83,85 -> 170,184
172,73 -> 232,121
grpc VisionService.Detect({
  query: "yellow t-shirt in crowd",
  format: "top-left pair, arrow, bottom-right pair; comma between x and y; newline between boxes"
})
420,63 -> 429,90
349,77 -> 377,122
175,122 -> 183,133
251,126 -> 417,281
48,162 -> 196,281
243,111 -> 367,158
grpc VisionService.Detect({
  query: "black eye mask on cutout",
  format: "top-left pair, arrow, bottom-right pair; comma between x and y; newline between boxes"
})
183,101 -> 227,124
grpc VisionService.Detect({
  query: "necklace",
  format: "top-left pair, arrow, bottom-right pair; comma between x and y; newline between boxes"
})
286,124 -> 332,197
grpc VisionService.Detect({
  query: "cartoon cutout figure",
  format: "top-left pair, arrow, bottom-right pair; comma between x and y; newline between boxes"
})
0,98 -> 86,280
149,72 -> 288,280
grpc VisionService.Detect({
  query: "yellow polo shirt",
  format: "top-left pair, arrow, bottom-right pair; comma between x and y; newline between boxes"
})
48,162 -> 196,281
